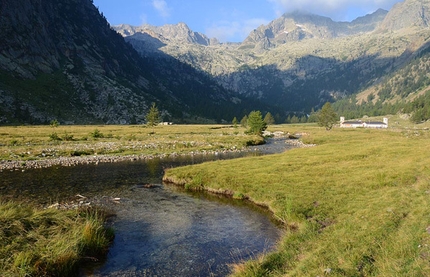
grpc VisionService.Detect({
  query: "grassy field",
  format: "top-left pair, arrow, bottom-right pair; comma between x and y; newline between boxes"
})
164,120 -> 430,276
0,124 -> 262,162
0,203 -> 113,277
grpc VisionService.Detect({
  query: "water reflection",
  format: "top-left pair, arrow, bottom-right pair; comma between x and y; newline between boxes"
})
84,185 -> 282,276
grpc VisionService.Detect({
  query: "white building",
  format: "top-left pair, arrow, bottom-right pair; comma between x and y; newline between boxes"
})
340,117 -> 388,128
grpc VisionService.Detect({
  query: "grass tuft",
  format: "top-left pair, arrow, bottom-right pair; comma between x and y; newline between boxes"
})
0,202 -> 113,276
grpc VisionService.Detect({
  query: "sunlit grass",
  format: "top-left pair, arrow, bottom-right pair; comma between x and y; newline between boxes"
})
164,125 -> 430,276
0,202 -> 113,277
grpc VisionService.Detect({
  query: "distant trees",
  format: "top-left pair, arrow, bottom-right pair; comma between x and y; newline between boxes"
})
404,91 -> 430,123
318,102 -> 338,130
240,115 -> 248,128
232,117 -> 238,128
307,108 -> 318,123
264,112 -> 275,125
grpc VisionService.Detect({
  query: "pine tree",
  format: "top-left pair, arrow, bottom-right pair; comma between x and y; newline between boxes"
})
246,111 -> 267,136
318,102 -> 338,130
145,102 -> 160,133
240,115 -> 248,127
263,112 -> 275,125
232,117 -> 238,128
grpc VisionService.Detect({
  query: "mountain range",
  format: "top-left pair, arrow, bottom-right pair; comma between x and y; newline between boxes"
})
1,0 -> 430,124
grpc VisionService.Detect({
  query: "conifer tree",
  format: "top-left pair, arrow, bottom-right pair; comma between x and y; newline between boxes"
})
246,111 -> 267,136
264,112 -> 275,125
318,102 -> 338,130
145,102 -> 160,133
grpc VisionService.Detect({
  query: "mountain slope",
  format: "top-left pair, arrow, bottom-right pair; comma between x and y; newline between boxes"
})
0,0 -> 251,124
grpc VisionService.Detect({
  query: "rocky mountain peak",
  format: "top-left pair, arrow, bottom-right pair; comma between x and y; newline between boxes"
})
114,22 -> 218,46
379,0 -> 430,31
242,9 -> 387,50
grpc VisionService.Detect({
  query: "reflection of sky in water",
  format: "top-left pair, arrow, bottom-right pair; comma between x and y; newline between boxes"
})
87,185 -> 282,276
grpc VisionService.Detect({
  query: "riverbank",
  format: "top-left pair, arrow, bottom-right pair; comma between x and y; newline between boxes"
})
163,126 -> 430,276
0,124 -> 271,171
0,138 -> 312,171
0,124 -> 315,171
0,148 -> 246,171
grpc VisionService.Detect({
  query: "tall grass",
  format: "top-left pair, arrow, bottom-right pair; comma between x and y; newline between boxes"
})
0,202 -> 113,276
164,126 -> 430,276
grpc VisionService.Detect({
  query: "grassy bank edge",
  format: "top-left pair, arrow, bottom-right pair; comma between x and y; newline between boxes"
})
0,202 -> 114,277
162,126 -> 430,276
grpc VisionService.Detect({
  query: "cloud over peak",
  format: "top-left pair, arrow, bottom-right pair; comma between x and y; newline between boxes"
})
152,0 -> 171,18
267,0 -> 402,21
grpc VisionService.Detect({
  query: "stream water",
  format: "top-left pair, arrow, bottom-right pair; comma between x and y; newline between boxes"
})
0,138 -> 293,277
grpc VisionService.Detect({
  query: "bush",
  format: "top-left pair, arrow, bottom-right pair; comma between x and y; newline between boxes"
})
90,129 -> 104,139
49,132 -> 62,141
62,132 -> 74,141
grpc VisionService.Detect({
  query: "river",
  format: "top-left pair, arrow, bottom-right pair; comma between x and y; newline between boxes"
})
0,138 -> 293,276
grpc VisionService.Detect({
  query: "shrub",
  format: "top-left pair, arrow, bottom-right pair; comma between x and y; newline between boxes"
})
90,129 -> 104,139
62,132 -> 74,141
49,132 -> 62,141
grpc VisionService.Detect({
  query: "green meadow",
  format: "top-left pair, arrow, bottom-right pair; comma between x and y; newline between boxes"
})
164,122 -> 430,276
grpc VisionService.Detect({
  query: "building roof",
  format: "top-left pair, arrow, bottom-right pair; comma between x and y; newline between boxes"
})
342,121 -> 363,125
364,121 -> 386,125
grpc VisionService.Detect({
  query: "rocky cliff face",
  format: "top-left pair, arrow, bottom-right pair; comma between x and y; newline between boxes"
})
2,0 -> 429,124
378,0 -> 430,31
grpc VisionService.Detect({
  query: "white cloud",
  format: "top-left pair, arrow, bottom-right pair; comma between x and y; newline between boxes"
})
140,13 -> 148,25
152,0 -> 171,18
267,0 -> 402,21
206,18 -> 269,42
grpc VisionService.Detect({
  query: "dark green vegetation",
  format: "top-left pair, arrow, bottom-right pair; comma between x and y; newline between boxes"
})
317,102 -> 338,130
246,111 -> 267,136
145,102 -> 161,133
0,203 -> 113,277
164,125 -> 430,276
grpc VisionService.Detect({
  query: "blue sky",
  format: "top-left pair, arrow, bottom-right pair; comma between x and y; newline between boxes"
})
93,0 -> 403,42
